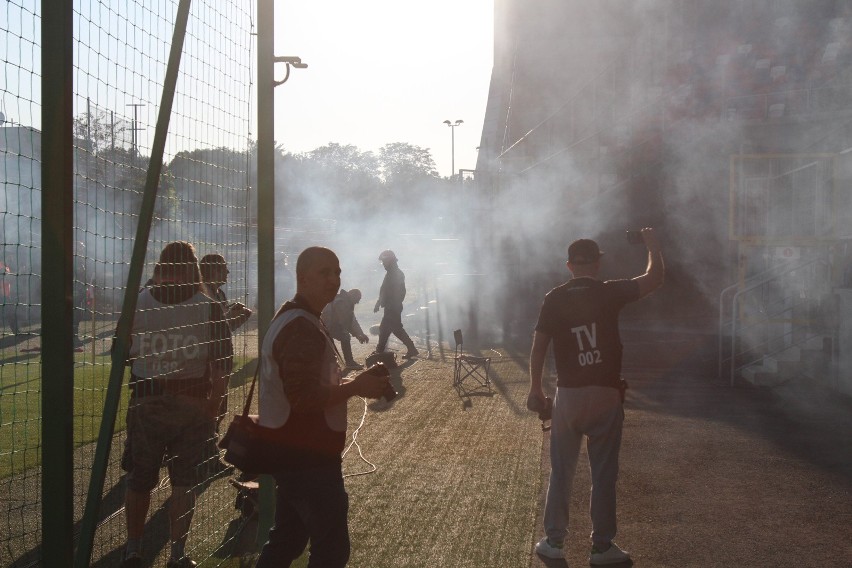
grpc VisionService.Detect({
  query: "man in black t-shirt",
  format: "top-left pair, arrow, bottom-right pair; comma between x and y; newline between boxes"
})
529,229 -> 663,565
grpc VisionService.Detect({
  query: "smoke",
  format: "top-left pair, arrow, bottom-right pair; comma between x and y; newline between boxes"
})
6,0 -> 850,366
450,0 -> 852,351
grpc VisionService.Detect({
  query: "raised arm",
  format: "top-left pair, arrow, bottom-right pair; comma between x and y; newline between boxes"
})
632,227 -> 664,299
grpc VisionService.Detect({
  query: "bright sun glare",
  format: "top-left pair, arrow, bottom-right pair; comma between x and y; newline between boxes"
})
273,0 -> 494,177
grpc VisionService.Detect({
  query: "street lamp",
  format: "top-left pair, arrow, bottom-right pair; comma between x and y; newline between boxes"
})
443,119 -> 463,178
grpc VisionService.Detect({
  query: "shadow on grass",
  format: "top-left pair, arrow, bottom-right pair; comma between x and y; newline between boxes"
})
92,475 -> 169,567
212,513 -> 259,561
90,501 -> 170,568
534,553 -> 569,567
622,327 -> 852,480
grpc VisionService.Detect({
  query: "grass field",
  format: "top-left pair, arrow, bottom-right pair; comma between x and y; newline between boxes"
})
0,336 -> 257,480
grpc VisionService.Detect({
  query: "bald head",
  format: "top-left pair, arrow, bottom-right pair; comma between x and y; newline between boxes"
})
295,246 -> 341,311
296,247 -> 338,279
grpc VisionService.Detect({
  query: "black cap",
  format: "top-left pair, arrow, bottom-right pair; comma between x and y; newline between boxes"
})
568,239 -> 603,265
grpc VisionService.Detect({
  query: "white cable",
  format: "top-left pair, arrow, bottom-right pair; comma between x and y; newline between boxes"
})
342,396 -> 377,478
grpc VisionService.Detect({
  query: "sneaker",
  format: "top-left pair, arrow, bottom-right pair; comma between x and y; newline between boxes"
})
535,536 -> 564,559
589,542 -> 631,565
120,552 -> 142,568
403,348 -> 420,359
167,557 -> 197,568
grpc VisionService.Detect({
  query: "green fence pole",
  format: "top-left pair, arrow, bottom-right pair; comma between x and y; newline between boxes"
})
256,0 -> 277,546
41,1 -> 75,564
73,1 -> 193,565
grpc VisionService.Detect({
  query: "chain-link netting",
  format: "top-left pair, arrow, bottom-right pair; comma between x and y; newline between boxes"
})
2,1 -> 256,565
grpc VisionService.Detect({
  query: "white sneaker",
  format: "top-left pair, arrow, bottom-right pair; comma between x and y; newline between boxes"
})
589,542 -> 631,565
535,536 -> 565,559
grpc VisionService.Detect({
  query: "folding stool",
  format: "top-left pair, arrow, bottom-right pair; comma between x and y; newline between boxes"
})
452,329 -> 491,394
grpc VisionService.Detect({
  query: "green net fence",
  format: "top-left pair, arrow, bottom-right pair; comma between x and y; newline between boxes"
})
2,1 -> 257,565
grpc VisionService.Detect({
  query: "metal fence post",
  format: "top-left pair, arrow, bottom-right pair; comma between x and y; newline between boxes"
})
41,1 -> 75,564
256,0 -> 277,546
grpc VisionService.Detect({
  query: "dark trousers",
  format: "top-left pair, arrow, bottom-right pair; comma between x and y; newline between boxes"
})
256,465 -> 350,568
377,306 -> 415,353
331,332 -> 355,364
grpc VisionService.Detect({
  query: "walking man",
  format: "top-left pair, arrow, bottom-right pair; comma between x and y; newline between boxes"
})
528,229 -> 663,564
373,250 -> 418,358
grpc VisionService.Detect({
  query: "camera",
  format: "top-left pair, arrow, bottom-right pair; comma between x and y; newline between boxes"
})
526,395 -> 553,421
537,396 -> 553,421
367,363 -> 397,401
625,230 -> 643,245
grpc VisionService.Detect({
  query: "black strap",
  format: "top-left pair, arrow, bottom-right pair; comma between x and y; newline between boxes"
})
240,363 -> 261,418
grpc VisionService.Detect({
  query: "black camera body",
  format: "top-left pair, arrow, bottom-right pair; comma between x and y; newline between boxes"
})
527,395 -> 553,421
537,396 -> 553,421
367,363 -> 397,401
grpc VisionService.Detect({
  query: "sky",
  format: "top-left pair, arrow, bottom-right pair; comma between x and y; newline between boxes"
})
0,1 -> 493,178
271,1 -> 494,178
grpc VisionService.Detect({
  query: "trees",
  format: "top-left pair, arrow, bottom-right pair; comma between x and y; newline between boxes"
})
72,106 -> 129,155
379,142 -> 439,188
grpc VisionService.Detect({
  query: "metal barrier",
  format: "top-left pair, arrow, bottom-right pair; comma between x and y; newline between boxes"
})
719,256 -> 828,386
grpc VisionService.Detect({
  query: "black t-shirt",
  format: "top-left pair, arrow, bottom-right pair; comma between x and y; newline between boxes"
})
535,277 -> 639,389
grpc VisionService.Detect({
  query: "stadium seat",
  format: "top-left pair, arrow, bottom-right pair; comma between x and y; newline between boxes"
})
453,329 -> 491,395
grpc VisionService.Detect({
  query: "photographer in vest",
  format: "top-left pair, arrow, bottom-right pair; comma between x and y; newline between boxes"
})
529,228 -> 663,565
120,241 -> 232,568
256,246 -> 391,568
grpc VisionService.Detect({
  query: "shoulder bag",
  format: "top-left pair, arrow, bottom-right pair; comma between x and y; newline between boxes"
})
218,364 -> 283,474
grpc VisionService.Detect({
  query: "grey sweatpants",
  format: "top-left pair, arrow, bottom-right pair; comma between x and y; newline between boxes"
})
544,385 -> 624,547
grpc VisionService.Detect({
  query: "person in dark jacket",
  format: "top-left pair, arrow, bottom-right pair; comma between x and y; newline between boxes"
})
200,253 -> 252,331
0,260 -> 20,335
373,249 -> 418,358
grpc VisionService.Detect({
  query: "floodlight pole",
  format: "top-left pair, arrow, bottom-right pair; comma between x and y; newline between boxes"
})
443,119 -> 464,178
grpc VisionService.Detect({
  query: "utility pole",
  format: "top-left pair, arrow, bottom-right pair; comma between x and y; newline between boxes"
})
126,102 -> 145,158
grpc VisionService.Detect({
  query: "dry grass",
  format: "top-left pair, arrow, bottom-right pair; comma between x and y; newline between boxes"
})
335,354 -> 542,567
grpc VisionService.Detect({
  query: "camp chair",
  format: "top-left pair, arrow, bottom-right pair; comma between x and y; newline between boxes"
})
453,329 -> 491,394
